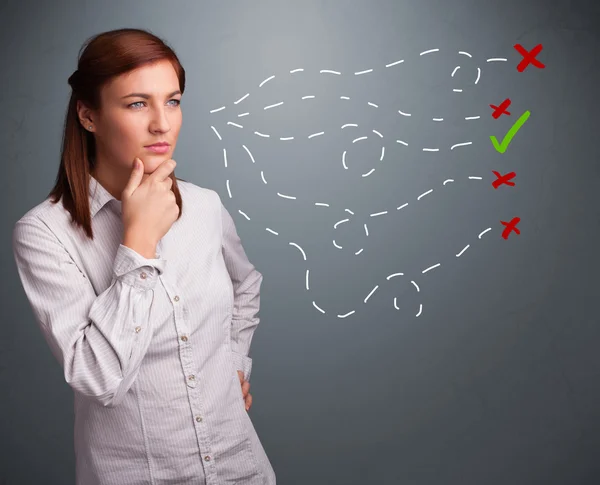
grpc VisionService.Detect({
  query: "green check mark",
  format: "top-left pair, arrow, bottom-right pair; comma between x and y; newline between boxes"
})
490,110 -> 531,154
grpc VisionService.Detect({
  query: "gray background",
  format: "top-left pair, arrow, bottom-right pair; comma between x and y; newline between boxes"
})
2,0 -> 599,484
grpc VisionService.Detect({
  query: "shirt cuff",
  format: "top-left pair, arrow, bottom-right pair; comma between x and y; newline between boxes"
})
231,350 -> 253,382
113,244 -> 167,290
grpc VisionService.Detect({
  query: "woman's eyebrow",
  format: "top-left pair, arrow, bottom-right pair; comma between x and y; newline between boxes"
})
121,90 -> 181,99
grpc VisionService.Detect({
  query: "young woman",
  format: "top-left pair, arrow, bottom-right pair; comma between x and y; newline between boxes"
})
12,27 -> 276,485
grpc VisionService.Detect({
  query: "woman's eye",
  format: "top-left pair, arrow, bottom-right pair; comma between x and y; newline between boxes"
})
128,99 -> 181,108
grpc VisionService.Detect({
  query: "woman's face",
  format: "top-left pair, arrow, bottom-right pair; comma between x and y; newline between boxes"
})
78,59 -> 182,179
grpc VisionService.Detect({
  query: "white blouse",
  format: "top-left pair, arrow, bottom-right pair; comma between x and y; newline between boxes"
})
12,174 -> 276,485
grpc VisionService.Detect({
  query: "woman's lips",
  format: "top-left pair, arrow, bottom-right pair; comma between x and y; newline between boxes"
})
145,145 -> 170,154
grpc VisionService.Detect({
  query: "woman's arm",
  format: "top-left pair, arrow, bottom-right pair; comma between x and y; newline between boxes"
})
12,216 -> 165,408
219,196 -> 263,383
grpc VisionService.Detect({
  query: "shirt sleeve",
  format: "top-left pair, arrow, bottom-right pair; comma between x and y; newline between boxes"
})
219,197 -> 264,382
12,216 -> 166,408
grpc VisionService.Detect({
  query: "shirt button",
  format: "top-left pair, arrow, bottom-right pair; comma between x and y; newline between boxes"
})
204,455 -> 211,462
188,374 -> 195,381
135,326 -> 142,333
173,295 -> 180,302
181,335 -> 188,342
140,272 -> 147,279
195,415 -> 202,422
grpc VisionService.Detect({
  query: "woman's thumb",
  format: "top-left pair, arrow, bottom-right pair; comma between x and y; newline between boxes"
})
123,158 -> 144,197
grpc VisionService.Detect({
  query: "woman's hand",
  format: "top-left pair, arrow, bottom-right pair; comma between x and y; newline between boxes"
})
237,370 -> 252,411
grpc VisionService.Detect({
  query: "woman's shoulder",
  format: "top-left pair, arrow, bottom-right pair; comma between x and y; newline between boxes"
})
14,196 -> 68,231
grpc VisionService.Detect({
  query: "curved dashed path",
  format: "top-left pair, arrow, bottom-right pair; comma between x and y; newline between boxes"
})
209,48 -> 506,318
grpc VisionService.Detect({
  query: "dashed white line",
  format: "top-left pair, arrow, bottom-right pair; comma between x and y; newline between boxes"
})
386,273 -> 405,279
451,141 -> 472,150
478,228 -> 492,238
456,245 -> 470,257
211,126 -> 222,141
259,75 -> 275,87
289,242 -> 307,260
264,101 -> 284,110
364,285 -> 379,303
234,93 -> 249,104
422,263 -> 441,274
362,169 -> 375,177
242,144 -> 255,163
417,189 -> 433,200
385,59 -> 404,67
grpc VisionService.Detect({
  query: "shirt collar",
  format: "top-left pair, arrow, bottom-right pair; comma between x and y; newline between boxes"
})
89,175 -> 122,218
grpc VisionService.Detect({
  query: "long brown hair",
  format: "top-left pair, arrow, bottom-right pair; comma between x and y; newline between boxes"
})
48,28 -> 187,240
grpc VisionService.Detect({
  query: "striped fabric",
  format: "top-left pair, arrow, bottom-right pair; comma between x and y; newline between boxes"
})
12,175 -> 276,485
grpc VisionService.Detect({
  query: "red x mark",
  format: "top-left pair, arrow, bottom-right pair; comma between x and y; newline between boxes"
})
490,98 -> 511,118
492,171 -> 516,188
514,43 -> 545,72
500,217 -> 521,239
